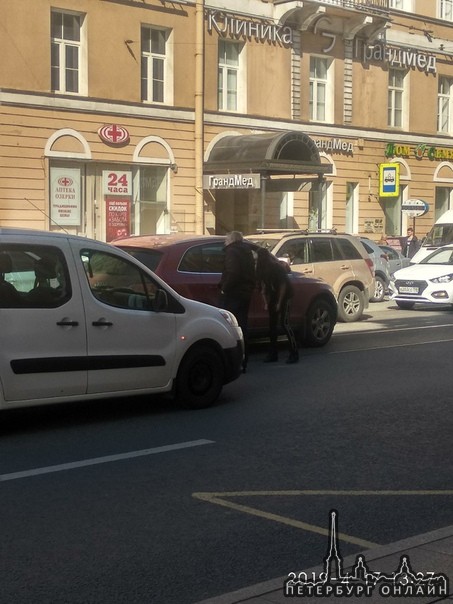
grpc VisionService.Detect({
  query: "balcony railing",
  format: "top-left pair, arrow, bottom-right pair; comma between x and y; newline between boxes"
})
275,0 -> 390,10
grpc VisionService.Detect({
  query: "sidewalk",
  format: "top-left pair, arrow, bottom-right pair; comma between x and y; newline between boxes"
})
196,524 -> 453,603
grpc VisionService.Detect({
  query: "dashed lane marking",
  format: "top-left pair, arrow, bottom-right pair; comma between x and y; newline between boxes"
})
0,439 -> 215,482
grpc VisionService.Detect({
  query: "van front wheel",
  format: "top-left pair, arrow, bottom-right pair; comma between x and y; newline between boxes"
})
175,345 -> 224,409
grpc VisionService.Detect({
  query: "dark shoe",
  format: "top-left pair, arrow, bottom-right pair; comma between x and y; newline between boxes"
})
286,352 -> 299,364
263,353 -> 278,363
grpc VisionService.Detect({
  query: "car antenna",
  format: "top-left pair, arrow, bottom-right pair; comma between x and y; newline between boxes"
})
24,197 -> 71,234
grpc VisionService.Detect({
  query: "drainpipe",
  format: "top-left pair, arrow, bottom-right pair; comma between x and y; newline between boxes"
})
195,0 -> 205,234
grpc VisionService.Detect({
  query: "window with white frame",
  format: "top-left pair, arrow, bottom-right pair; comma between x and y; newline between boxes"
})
388,68 -> 406,128
439,0 -> 453,21
51,11 -> 84,94
438,77 -> 453,133
435,187 -> 453,220
389,0 -> 413,10
141,27 -> 171,104
345,182 -> 357,234
218,40 -> 243,112
309,57 -> 332,123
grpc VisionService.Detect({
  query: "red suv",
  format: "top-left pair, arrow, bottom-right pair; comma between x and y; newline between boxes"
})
114,234 -> 338,347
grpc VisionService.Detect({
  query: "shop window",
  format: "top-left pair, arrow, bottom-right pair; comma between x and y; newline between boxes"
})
133,166 -> 169,235
51,10 -> 85,94
440,0 -> 453,21
309,57 -> 333,123
218,40 -> 244,112
141,26 -> 172,104
438,77 -> 453,134
435,187 -> 453,220
388,68 -> 406,128
383,187 -> 405,236
309,184 -> 328,230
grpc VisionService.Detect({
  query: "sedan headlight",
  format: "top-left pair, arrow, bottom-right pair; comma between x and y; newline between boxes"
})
430,273 -> 453,283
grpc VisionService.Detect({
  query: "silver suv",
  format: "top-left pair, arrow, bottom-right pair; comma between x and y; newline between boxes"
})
359,237 -> 391,303
247,231 -> 375,322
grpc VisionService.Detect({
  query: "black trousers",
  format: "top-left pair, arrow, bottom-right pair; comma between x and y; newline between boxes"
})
268,298 -> 298,355
219,293 -> 251,367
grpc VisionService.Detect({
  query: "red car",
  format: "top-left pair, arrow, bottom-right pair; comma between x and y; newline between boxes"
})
113,234 -> 337,347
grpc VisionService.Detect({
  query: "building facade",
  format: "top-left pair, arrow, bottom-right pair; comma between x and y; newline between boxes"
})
2,0 -> 453,241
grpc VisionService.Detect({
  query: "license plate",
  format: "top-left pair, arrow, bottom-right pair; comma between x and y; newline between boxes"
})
399,286 -> 418,294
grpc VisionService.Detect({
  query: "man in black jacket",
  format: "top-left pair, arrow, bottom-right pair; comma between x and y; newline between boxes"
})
219,231 -> 256,372
403,227 -> 420,259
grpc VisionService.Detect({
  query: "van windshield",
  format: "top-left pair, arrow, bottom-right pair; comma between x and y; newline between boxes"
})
424,224 -> 453,247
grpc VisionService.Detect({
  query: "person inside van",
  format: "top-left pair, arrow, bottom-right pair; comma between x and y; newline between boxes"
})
403,228 -> 420,259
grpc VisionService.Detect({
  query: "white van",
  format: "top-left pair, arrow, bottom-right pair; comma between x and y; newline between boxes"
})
411,210 -> 453,263
0,229 -> 243,410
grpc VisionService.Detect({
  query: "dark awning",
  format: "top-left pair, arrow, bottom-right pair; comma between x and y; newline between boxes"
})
204,130 -> 332,177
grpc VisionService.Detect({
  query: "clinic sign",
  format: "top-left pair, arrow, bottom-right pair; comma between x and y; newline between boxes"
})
356,41 -> 436,74
379,163 -> 400,198
50,167 -> 81,226
203,173 -> 261,189
207,11 -> 293,47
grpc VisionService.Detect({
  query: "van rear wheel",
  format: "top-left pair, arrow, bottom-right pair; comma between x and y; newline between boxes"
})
175,345 -> 224,409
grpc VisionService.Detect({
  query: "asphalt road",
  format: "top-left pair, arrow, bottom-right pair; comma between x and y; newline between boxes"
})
1,299 -> 453,603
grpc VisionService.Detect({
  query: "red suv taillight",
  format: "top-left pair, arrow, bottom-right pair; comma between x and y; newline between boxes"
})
365,257 -> 374,275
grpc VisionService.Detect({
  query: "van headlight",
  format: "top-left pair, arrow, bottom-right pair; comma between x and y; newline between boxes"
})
430,274 -> 453,283
219,309 -> 239,327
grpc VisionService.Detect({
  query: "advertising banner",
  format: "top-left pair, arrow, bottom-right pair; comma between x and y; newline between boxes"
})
103,170 -> 132,196
50,167 -> 81,226
106,197 -> 130,242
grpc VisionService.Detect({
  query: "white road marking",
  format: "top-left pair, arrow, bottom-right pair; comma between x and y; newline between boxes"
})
334,322 -> 453,336
0,439 -> 214,482
328,337 -> 453,354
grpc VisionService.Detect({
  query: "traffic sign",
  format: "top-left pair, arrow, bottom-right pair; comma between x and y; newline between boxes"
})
401,199 -> 429,218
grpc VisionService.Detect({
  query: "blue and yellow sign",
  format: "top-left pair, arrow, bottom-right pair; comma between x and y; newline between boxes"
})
379,163 -> 400,197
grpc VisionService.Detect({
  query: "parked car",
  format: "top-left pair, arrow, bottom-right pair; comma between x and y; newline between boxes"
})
359,237 -> 391,303
246,231 -> 374,322
379,244 -> 411,276
0,229 -> 244,410
389,245 -> 453,309
113,234 -> 338,347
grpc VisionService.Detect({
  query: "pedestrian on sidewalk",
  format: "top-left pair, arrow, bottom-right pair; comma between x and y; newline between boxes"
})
255,247 -> 299,364
219,231 -> 256,372
403,227 -> 420,259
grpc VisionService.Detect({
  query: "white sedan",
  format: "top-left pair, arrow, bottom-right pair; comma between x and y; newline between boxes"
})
389,245 -> 453,309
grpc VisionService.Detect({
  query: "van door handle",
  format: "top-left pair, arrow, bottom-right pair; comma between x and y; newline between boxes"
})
92,319 -> 113,327
57,320 -> 79,327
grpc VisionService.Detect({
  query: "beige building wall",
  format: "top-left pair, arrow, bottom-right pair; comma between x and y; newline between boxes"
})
1,0 -> 453,240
